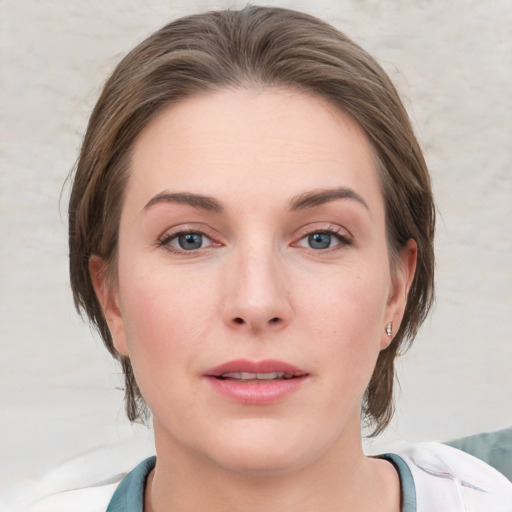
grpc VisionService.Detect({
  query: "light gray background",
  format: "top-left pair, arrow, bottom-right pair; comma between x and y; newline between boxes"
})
1,0 -> 511,507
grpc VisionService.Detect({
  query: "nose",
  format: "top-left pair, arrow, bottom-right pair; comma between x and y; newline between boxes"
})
222,245 -> 291,334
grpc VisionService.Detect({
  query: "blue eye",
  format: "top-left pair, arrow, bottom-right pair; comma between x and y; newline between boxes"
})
159,231 -> 213,252
177,233 -> 204,250
295,228 -> 351,251
308,232 -> 332,250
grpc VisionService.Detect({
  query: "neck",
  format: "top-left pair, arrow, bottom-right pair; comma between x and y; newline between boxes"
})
145,418 -> 400,512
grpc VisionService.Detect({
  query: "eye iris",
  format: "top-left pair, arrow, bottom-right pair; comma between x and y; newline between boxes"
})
308,233 -> 331,249
178,233 -> 202,250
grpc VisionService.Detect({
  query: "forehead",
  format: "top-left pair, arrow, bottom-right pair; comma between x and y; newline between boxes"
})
127,87 -> 383,213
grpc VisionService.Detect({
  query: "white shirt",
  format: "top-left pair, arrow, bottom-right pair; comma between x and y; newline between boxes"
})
14,442 -> 512,512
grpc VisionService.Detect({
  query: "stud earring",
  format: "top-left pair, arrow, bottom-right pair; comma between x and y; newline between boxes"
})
386,322 -> 393,338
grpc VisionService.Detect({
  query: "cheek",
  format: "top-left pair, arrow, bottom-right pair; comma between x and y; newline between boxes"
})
117,283 -> 203,420
295,264 -> 390,380
297,263 -> 389,334
116,265 -> 218,386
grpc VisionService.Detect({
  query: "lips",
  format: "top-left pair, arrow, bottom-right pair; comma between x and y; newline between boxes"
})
203,359 -> 308,404
205,359 -> 308,380
219,371 -> 295,381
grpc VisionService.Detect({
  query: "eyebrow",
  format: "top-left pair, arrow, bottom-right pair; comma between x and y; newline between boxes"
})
289,187 -> 370,212
143,192 -> 224,213
143,187 -> 369,215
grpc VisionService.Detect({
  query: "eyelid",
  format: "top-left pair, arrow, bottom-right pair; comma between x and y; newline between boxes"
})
292,223 -> 353,250
157,225 -> 221,254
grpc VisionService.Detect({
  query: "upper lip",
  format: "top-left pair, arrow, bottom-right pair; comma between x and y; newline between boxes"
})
204,359 -> 308,378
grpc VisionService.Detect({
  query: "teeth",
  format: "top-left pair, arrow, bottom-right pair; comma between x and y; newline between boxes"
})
220,371 -> 294,380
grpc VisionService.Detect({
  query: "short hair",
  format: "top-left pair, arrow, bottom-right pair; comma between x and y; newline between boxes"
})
68,5 -> 435,436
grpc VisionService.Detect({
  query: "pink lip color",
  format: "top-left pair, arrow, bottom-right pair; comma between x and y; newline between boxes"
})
203,359 -> 308,405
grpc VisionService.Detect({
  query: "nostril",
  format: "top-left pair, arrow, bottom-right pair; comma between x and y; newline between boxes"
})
231,316 -> 282,327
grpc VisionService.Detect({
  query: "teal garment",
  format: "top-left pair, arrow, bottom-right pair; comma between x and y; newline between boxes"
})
106,454 -> 416,511
381,453 -> 417,512
106,457 -> 155,512
446,427 -> 512,482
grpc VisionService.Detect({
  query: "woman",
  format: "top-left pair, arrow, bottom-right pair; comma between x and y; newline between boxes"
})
64,6 -> 511,512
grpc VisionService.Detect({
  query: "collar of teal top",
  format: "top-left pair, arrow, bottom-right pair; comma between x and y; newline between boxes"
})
106,456 -> 156,512
105,453 -> 416,512
379,453 -> 417,512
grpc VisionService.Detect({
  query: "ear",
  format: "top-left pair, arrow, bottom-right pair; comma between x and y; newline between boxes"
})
89,255 -> 129,356
381,239 -> 417,349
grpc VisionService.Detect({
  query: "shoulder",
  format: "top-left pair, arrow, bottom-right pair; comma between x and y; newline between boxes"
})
20,483 -> 120,512
392,442 -> 512,512
11,441 -> 155,512
20,457 -> 156,512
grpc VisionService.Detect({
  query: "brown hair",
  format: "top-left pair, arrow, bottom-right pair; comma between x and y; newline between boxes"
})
69,5 -> 435,436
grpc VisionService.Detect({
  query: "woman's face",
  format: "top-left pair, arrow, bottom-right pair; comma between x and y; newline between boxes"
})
93,88 -> 414,475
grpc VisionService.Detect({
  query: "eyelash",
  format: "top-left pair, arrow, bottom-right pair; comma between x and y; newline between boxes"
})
295,226 -> 352,251
157,229 -> 215,254
157,225 -> 352,255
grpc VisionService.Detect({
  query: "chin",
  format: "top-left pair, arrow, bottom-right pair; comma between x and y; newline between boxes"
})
210,445 -> 306,477
201,420 -> 326,477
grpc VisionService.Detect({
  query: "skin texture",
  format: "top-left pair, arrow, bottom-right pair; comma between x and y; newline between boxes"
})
90,88 -> 416,511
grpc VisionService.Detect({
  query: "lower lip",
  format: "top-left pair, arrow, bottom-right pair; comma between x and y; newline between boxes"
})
205,376 -> 307,405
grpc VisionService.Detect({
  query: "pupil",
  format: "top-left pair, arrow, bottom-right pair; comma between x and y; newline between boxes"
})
179,233 -> 202,250
309,233 -> 331,249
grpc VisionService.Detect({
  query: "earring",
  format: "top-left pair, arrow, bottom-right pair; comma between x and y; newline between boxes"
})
386,322 -> 393,338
